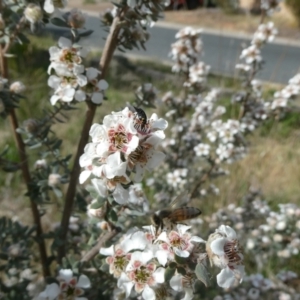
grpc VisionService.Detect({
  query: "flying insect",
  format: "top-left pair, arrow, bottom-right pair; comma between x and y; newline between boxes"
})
151,193 -> 201,234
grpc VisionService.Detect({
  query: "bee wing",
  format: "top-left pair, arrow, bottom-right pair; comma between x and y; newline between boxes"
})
170,191 -> 190,208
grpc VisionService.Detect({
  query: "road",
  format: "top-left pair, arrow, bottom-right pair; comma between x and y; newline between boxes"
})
48,14 -> 300,84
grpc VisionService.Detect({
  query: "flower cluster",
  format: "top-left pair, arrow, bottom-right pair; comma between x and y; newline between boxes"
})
170,27 -> 210,88
80,107 -> 168,204
38,269 -> 91,300
271,73 -> 300,114
48,37 -> 108,105
101,224 -> 205,299
170,27 -> 202,72
206,188 -> 300,263
239,21 -> 277,68
260,0 -> 282,15
214,271 -> 300,300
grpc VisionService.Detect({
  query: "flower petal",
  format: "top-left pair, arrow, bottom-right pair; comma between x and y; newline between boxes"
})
153,267 -> 165,284
170,274 -> 183,292
100,245 -> 115,256
77,275 -> 91,288
142,285 -> 155,300
58,269 -> 73,283
117,272 -> 133,297
216,267 -> 236,289
211,237 -> 226,256
121,231 -> 148,253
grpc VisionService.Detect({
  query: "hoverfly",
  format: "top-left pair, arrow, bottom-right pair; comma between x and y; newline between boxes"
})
151,192 -> 201,234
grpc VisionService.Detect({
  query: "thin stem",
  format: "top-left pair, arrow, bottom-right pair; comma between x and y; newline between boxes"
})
80,227 -> 121,263
0,46 -> 50,277
57,15 -> 122,263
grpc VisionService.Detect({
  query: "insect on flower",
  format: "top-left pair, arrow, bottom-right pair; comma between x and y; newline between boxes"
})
151,192 -> 201,234
132,106 -> 150,134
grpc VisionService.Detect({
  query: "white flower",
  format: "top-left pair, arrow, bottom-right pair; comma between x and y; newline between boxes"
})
206,225 -> 244,289
48,74 -> 87,105
89,108 -> 139,157
48,37 -> 87,75
44,0 -> 68,14
100,231 -> 151,278
38,269 -> 90,300
166,171 -> 184,188
240,45 -> 262,64
34,159 -> 47,169
170,273 -> 194,300
156,224 -> 204,260
48,173 -> 61,187
194,143 -> 210,157
24,3 -> 43,24
91,176 -> 130,205
118,250 -> 165,300
85,67 -> 109,104
127,135 -> 166,182
252,22 -> 278,45
216,143 -> 234,161
10,81 -> 26,94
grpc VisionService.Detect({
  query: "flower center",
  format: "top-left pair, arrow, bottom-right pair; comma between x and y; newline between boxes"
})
114,255 -> 128,271
134,266 -> 151,284
171,236 -> 187,249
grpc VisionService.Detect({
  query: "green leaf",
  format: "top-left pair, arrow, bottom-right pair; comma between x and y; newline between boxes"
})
195,263 -> 210,287
50,17 -> 69,28
164,266 -> 176,282
109,209 -> 118,222
176,266 -> 186,276
88,234 -> 96,246
90,201 -> 103,210
52,187 -> 63,198
28,142 -> 42,149
174,254 -> 188,265
79,30 -> 94,37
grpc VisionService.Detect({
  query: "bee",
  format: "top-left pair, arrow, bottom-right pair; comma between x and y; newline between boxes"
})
132,106 -> 150,134
151,193 -> 201,234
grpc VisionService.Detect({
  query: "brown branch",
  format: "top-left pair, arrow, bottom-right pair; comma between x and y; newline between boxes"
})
81,227 -> 121,263
57,16 -> 122,263
0,46 -> 50,277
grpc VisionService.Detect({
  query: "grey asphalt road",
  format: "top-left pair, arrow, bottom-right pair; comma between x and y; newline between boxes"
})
48,14 -> 300,84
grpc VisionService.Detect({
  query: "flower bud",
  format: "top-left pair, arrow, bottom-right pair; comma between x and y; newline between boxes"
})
0,13 -> 5,30
24,4 -> 43,24
10,81 -> 26,94
34,159 -> 47,169
48,173 -> 61,187
67,9 -> 85,28
87,201 -> 105,219
98,221 -> 109,231
23,119 -> 39,134
8,244 -> 21,258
